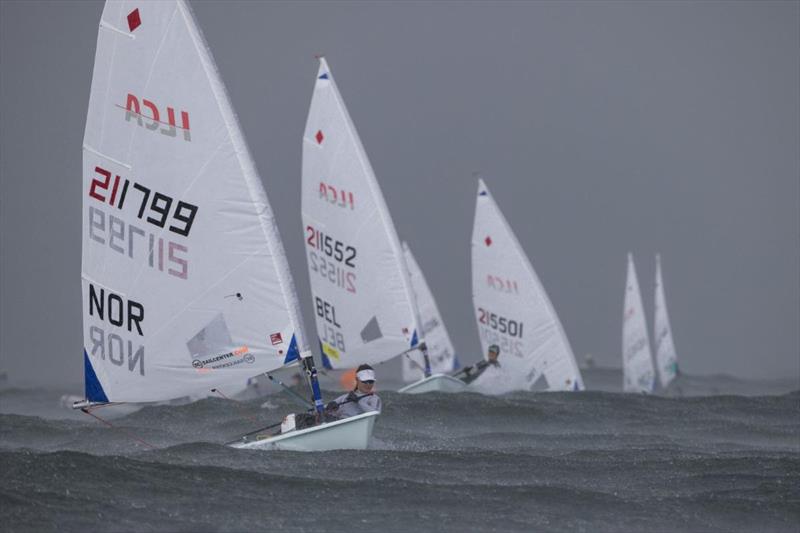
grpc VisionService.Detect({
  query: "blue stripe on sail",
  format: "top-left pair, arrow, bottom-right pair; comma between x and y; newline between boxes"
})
319,73 -> 329,80
319,340 -> 333,369
453,354 -> 461,370
84,350 -> 108,403
283,335 -> 300,364
410,329 -> 418,348
479,191 -> 488,196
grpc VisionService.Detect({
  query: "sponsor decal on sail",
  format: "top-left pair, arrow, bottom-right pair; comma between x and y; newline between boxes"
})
192,346 -> 252,371
321,342 -> 340,361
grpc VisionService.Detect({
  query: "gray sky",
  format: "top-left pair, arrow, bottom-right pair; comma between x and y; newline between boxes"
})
1,1 -> 798,387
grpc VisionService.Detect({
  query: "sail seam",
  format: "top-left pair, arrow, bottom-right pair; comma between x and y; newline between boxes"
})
83,144 -> 132,169
99,21 -> 135,40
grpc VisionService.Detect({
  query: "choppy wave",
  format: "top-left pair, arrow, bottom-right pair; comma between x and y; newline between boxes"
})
1,381 -> 798,532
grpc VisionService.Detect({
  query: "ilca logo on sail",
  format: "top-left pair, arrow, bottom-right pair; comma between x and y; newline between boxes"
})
120,93 -> 191,142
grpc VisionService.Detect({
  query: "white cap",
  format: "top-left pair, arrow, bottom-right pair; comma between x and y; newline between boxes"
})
356,369 -> 376,382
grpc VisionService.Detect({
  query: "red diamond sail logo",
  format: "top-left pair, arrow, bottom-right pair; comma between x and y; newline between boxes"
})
485,236 -> 492,246
127,8 -> 141,32
315,130 -> 324,144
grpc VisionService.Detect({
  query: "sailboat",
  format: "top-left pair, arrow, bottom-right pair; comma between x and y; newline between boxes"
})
398,243 -> 465,393
622,253 -> 656,393
302,58 -> 459,393
654,253 -> 678,388
471,179 -> 584,394
79,0 -> 376,452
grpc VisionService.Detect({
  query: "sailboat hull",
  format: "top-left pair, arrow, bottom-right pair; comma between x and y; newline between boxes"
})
398,373 -> 467,394
229,411 -> 379,452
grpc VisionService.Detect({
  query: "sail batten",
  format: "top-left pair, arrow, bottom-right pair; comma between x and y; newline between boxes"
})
301,58 -> 420,369
471,179 -> 583,393
82,0 -> 310,403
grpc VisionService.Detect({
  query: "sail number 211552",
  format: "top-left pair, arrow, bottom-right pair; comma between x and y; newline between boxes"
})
305,225 -> 357,266
306,225 -> 357,294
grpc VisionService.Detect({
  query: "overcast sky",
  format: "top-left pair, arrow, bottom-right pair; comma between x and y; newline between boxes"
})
1,1 -> 797,387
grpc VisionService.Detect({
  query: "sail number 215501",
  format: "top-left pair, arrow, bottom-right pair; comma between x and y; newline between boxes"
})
477,307 -> 524,338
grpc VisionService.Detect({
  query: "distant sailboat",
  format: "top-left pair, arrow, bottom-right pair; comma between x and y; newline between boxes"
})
401,242 -> 460,382
302,58 -> 462,394
80,0 -> 375,451
622,254 -> 656,393
471,179 -> 584,394
654,254 -> 678,388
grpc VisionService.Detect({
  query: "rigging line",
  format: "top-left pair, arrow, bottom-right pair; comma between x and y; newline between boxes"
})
265,374 -> 314,410
225,419 -> 285,445
211,388 -> 261,426
81,408 -> 155,449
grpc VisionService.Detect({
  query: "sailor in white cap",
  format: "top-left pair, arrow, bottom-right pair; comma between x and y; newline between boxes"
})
326,364 -> 382,419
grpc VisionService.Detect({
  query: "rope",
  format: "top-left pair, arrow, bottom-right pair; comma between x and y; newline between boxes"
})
81,408 -> 155,449
211,388 -> 261,425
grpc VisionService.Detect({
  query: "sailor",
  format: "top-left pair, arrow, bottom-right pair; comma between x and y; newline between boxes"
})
453,344 -> 501,384
325,364 -> 382,419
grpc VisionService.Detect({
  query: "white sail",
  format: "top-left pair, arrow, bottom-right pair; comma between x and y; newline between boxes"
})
301,58 -> 419,369
401,242 -> 458,381
471,179 -> 584,393
622,254 -> 655,393
654,254 -> 678,388
81,0 -> 311,403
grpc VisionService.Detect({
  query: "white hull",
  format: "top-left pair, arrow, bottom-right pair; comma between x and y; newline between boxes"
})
398,373 -> 467,394
230,411 -> 379,452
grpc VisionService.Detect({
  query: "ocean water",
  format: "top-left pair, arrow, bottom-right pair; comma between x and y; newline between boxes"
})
1,370 -> 798,532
